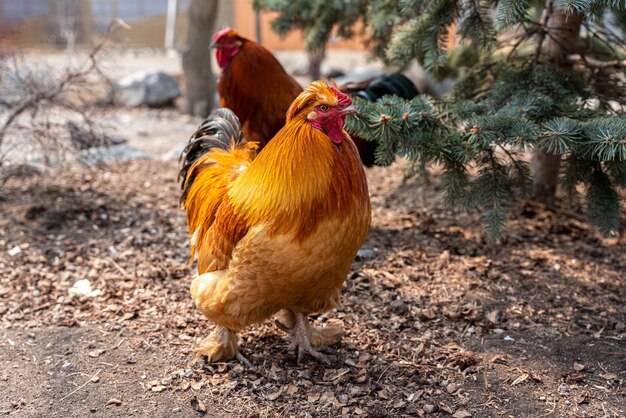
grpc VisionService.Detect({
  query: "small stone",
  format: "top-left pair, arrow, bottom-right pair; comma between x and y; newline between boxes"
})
423,404 -> 438,413
106,398 -> 122,406
390,299 -> 409,315
172,407 -> 182,413
114,71 -> 180,107
356,248 -> 375,260
87,349 -> 105,358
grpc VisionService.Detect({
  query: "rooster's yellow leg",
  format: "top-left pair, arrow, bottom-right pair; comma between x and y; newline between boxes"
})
287,312 -> 331,365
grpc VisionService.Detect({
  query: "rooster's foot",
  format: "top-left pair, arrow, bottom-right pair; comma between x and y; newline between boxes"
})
195,325 -> 242,363
287,312 -> 332,365
235,352 -> 256,370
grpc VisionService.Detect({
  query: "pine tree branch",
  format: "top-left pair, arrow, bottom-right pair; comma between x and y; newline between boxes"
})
506,26 -> 536,60
588,21 -> 626,49
567,54 -> 626,68
534,0 -> 554,63
581,21 -> 620,57
497,143 -> 526,175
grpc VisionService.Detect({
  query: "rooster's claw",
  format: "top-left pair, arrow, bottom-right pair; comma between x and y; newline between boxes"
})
235,352 -> 256,370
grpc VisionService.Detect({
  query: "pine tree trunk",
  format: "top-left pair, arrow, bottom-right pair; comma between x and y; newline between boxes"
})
182,0 -> 219,117
531,8 -> 583,205
307,46 -> 325,81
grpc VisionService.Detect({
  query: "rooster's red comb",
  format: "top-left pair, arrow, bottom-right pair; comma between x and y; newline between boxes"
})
212,27 -> 238,42
330,86 -> 352,108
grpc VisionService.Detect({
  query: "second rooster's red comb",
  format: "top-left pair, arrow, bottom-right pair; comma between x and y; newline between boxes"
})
212,27 -> 238,42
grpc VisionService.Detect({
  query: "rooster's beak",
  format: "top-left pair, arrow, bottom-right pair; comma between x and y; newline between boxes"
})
210,41 -> 218,48
340,105 -> 358,116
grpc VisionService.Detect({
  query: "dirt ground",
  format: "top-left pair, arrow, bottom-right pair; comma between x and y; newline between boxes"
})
1,45 -> 625,416
1,132 -> 625,418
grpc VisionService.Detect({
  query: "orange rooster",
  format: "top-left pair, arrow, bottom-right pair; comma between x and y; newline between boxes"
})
211,28 -> 419,165
179,81 -> 371,365
211,27 -> 301,150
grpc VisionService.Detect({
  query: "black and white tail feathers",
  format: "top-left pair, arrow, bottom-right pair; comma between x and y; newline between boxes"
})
178,108 -> 243,203
342,73 -> 419,102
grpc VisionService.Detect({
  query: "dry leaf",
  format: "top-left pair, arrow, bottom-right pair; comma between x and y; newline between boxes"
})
453,409 -> 472,418
566,373 -> 586,383
421,308 -> 436,320
190,397 -> 206,415
573,362 -> 585,372
439,402 -> 453,414
266,390 -> 282,401
486,310 -> 500,324
319,390 -> 335,405
575,392 -> 590,404
490,355 -> 508,365
437,250 -> 450,268
307,393 -> 321,403
393,400 -> 406,408
511,373 -> 529,386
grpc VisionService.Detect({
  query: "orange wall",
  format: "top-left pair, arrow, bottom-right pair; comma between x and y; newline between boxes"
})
231,0 -> 366,51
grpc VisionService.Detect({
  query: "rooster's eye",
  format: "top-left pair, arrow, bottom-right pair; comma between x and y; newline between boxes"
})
319,105 -> 328,112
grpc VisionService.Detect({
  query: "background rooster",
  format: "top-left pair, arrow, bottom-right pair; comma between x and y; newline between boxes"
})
179,81 -> 371,365
211,28 -> 419,165
211,27 -> 301,149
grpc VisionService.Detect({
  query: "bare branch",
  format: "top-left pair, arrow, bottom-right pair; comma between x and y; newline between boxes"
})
0,19 -> 130,175
0,19 -> 129,149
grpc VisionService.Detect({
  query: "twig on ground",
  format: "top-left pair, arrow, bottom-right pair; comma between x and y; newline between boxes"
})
60,369 -> 102,401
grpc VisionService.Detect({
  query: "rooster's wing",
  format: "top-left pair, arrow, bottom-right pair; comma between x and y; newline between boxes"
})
179,108 -> 256,273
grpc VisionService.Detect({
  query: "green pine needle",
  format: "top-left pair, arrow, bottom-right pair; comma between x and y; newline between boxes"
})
585,166 -> 620,235
538,117 -> 583,154
495,0 -> 531,31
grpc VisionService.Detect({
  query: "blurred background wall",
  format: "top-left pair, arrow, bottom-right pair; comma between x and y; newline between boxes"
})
0,0 -> 366,51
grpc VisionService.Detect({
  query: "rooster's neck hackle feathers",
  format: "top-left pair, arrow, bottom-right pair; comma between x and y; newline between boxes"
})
229,82 -> 369,241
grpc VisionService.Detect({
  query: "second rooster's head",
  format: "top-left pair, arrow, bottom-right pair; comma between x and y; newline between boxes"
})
287,81 -> 356,145
211,28 -> 244,69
